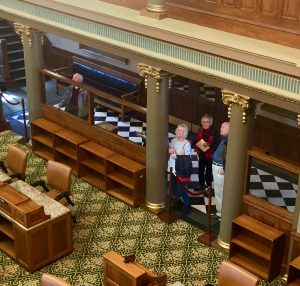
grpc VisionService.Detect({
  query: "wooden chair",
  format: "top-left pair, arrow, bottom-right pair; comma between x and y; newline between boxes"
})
0,144 -> 27,180
41,273 -> 72,286
217,261 -> 259,286
32,160 -> 74,207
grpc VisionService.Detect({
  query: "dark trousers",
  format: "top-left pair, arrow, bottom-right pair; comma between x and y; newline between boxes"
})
198,157 -> 213,187
172,178 -> 190,206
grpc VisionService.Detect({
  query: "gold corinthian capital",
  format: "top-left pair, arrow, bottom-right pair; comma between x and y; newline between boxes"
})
137,64 -> 169,93
298,114 -> 300,127
13,23 -> 43,48
221,90 -> 251,124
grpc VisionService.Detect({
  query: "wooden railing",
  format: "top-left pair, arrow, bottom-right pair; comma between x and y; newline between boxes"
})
40,68 -> 147,126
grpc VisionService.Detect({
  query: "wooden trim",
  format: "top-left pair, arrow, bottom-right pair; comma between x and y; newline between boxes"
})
41,104 -> 146,165
243,194 -> 293,274
247,147 -> 300,175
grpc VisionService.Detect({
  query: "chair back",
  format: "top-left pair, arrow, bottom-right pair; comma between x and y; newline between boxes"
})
218,261 -> 259,286
41,273 -> 72,286
47,160 -> 72,195
6,145 -> 27,179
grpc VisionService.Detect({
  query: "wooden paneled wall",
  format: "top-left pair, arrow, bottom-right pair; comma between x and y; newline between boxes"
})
166,0 -> 300,48
169,83 -> 228,131
253,115 -> 300,164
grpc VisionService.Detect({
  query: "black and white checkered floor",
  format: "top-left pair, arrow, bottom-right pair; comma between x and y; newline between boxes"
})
6,108 -> 298,214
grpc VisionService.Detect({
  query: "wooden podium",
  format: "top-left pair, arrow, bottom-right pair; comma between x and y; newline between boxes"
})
103,251 -> 166,286
0,182 -> 73,272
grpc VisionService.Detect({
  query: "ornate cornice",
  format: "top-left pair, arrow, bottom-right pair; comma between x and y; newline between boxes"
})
13,23 -> 43,48
222,90 -> 251,124
138,64 -> 169,93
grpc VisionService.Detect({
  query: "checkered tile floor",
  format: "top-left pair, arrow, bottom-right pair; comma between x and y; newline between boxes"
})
249,167 -> 297,212
6,108 -> 298,214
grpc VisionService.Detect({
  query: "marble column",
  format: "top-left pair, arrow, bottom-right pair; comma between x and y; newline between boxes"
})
217,90 -> 255,249
140,0 -> 167,20
138,64 -> 170,212
14,23 -> 44,121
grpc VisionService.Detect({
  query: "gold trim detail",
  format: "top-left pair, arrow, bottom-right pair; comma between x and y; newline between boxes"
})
298,114 -> 300,127
13,23 -> 43,48
144,201 -> 166,212
221,90 -> 251,124
217,236 -> 230,250
146,4 -> 167,14
138,63 -> 169,93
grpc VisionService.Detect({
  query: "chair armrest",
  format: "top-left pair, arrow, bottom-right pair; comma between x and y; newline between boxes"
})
31,180 -> 50,192
0,161 -> 8,173
55,192 -> 75,206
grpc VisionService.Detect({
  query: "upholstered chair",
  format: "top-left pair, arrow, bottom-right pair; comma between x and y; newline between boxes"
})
32,160 -> 74,207
41,273 -> 72,286
217,261 -> 259,286
0,144 -> 28,181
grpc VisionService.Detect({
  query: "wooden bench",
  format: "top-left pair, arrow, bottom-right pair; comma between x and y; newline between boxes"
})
54,56 -> 143,119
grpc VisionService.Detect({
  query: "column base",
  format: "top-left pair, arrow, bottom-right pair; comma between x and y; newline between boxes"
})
140,9 -> 167,20
216,235 -> 230,251
144,200 -> 166,214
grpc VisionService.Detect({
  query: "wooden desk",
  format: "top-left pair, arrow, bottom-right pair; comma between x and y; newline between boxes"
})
103,251 -> 166,286
0,181 -> 73,272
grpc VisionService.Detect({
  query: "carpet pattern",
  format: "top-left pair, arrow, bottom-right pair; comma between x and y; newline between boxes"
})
0,131 -> 283,286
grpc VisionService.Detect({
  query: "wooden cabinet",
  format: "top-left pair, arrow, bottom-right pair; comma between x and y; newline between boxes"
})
31,118 -> 146,207
31,118 -> 63,160
78,143 -> 145,207
0,182 -> 72,272
54,129 -> 88,176
106,154 -> 145,207
229,214 -> 285,281
0,215 -> 15,259
78,141 -> 115,190
288,256 -> 300,285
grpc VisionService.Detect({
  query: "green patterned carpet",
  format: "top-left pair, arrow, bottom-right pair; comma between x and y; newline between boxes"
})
0,131 -> 283,286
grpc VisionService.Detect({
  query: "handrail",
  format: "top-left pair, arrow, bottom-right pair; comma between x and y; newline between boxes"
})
40,68 -> 147,115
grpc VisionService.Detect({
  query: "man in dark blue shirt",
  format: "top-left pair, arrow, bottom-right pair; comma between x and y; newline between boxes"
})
212,122 -> 230,217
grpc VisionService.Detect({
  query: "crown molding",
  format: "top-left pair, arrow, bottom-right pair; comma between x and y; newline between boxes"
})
21,0 -> 300,78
